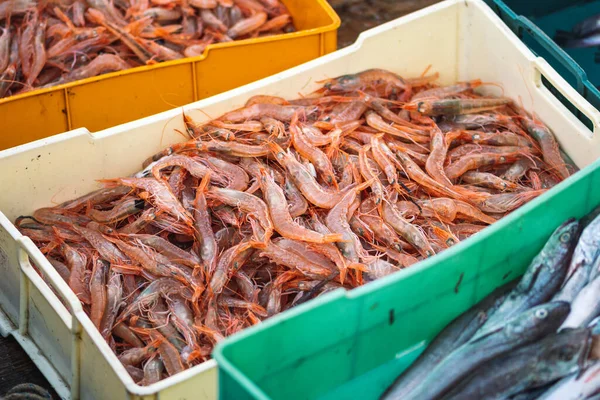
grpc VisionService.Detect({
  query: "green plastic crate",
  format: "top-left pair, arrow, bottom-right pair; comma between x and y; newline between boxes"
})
214,162 -> 600,400
213,0 -> 600,399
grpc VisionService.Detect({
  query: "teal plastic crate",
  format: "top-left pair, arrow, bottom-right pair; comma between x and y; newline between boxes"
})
484,0 -> 600,130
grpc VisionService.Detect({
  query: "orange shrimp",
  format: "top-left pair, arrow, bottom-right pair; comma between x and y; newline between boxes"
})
290,113 -> 338,187
445,151 -> 527,180
101,177 -> 194,227
207,187 -> 273,245
381,200 -> 435,258
425,127 -> 453,187
268,142 -> 344,209
260,169 -> 342,243
89,258 -> 108,329
194,171 -> 218,275
365,111 -> 429,145
227,11 -> 267,38
323,68 -> 407,92
521,116 -> 570,180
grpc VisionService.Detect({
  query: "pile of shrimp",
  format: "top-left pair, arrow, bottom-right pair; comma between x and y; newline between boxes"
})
16,68 -> 575,385
0,0 -> 294,98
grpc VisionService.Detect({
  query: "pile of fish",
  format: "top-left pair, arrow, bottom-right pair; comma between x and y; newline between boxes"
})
0,0 -> 294,98
383,211 -> 600,400
17,68 -> 572,385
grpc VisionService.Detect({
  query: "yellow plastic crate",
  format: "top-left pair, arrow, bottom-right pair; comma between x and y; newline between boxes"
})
0,0 -> 339,151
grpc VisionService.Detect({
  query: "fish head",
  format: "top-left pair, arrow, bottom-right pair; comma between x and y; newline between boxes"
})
543,218 -> 581,271
506,301 -> 570,339
541,328 -> 592,377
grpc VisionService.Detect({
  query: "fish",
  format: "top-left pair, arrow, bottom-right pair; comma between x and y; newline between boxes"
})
555,30 -> 600,49
477,219 -> 580,334
537,361 -> 600,400
402,302 -> 570,400
507,384 -> 555,400
554,213 -> 600,302
572,13 -> 600,38
443,327 -> 592,400
380,281 -> 516,400
561,274 -> 600,329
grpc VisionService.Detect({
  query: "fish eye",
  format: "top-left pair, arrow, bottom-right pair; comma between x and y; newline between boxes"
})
535,309 -> 548,319
559,233 -> 571,243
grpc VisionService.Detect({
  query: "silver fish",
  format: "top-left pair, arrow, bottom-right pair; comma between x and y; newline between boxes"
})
555,30 -> 600,49
478,219 -> 579,334
555,213 -> 600,302
444,328 -> 592,400
538,361 -> 600,400
380,281 -> 516,400
404,302 -> 570,400
573,14 -> 600,38
561,273 -> 600,329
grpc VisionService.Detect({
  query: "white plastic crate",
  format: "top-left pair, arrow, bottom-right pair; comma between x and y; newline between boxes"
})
0,0 -> 599,398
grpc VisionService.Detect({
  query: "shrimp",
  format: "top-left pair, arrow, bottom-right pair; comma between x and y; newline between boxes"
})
88,198 -> 145,224
358,145 -> 385,204
209,240 -> 254,293
444,151 -> 527,180
323,69 -> 407,92
227,11 -> 267,38
290,114 -> 338,187
62,243 -> 91,304
151,154 -> 227,185
461,171 -> 523,191
365,112 -> 430,144
412,79 -> 482,100
99,270 -> 122,340
418,198 -> 457,222
26,22 -> 46,86
219,103 -> 315,122
405,98 -> 512,116
268,142 -> 344,209
245,95 -> 288,107
127,234 -> 201,268
425,127 -> 453,187
259,241 -> 333,279
100,177 -> 194,227
208,187 -> 273,244
194,172 -> 218,275
453,199 -> 497,225
381,201 -> 435,258
521,116 -> 570,180
90,259 -> 108,329
469,189 -> 547,214
502,158 -> 536,182
283,177 -> 308,218
260,169 -> 342,243
203,156 -> 249,191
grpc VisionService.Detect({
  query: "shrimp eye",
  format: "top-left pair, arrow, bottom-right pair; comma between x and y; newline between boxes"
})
425,251 -> 434,257
472,134 -> 481,140
500,156 -> 506,162
559,233 -> 571,243
446,238 -> 455,246
534,309 -> 548,319
277,152 -> 284,160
